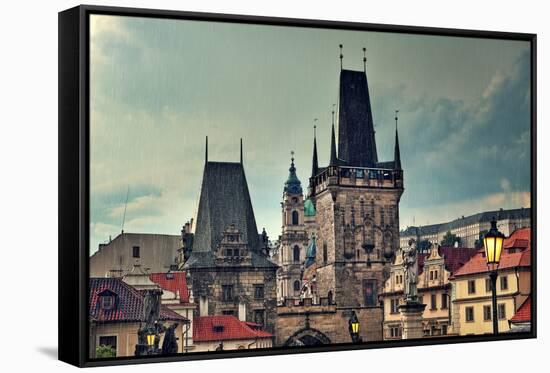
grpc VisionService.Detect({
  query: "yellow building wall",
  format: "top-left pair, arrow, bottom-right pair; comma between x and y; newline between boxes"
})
452,269 -> 530,336
90,321 -> 185,358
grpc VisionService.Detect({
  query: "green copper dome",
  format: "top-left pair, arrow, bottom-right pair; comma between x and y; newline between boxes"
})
283,154 -> 303,195
304,198 -> 316,217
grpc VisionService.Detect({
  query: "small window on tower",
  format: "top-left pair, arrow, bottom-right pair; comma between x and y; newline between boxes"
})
132,246 -> 140,258
292,210 -> 299,225
293,246 -> 300,262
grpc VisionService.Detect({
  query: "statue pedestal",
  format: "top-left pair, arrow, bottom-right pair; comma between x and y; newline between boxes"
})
398,302 -> 426,340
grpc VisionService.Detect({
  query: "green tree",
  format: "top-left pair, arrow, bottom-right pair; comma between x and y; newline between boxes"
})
417,240 -> 432,252
440,231 -> 461,247
95,345 -> 116,358
474,230 -> 488,249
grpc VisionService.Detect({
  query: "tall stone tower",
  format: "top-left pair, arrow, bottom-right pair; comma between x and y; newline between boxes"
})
182,139 -> 278,333
308,58 -> 404,337
276,154 -> 317,302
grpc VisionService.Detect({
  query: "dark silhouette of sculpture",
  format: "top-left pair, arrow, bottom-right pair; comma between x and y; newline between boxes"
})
135,289 -> 164,356
161,323 -> 179,354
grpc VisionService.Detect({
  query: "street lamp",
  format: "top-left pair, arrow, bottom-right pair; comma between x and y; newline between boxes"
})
483,219 -> 505,334
348,311 -> 362,343
146,331 -> 156,354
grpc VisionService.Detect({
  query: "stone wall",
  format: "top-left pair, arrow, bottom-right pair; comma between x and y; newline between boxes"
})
276,303 -> 383,345
189,267 -> 277,334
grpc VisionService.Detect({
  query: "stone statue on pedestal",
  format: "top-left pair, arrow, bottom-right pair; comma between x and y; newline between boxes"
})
402,238 -> 419,303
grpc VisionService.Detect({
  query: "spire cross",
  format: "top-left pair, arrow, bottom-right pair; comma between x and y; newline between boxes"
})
290,150 -> 295,162
363,47 -> 367,72
339,44 -> 343,70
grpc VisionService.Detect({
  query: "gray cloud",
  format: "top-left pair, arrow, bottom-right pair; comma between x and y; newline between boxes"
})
89,15 -> 531,252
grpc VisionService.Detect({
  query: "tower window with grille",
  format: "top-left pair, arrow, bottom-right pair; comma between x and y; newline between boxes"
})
292,210 -> 299,225
293,246 -> 300,262
363,279 -> 378,306
222,285 -> 234,301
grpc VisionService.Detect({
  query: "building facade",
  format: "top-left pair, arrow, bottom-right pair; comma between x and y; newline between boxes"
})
380,244 -> 477,339
181,145 -> 278,335
88,277 -> 188,358
450,228 -> 531,336
400,208 -> 531,249
90,232 -> 181,277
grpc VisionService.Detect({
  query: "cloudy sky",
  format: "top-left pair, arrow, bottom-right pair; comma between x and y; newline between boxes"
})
89,15 -> 531,254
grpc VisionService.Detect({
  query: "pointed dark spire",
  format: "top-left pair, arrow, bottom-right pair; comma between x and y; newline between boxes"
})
205,136 -> 208,163
311,122 -> 318,177
394,110 -> 401,170
329,110 -> 338,165
240,138 -> 243,164
363,47 -> 367,72
339,44 -> 343,70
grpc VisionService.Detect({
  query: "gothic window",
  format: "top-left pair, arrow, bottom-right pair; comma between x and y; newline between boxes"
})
430,294 -> 437,310
293,246 -> 300,262
254,309 -> 265,326
293,280 -> 301,292
498,303 -> 506,319
292,210 -> 299,225
500,275 -> 508,290
254,284 -> 265,299
222,285 -> 234,302
323,243 -> 328,264
441,293 -> 448,309
363,279 -> 378,306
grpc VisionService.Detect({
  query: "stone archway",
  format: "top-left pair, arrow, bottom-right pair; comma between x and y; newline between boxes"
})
284,328 -> 331,346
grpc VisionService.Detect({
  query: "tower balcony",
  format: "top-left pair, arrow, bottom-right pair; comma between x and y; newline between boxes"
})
309,165 -> 403,195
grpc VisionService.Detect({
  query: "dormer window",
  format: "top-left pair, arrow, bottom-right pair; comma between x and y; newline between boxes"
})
213,325 -> 224,333
98,290 -> 117,311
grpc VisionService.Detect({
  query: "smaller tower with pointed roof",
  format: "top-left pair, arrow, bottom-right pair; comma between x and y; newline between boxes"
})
276,153 -> 318,303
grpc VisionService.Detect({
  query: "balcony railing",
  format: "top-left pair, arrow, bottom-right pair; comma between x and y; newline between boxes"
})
310,165 -> 403,194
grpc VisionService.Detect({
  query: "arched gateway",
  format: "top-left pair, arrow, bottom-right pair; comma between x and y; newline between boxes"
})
284,328 -> 331,346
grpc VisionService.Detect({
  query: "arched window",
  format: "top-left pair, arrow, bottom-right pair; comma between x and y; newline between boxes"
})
293,245 -> 300,262
292,210 -> 299,225
293,280 -> 301,292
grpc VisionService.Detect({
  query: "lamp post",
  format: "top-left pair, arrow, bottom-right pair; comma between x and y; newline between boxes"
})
483,219 -> 505,335
348,311 -> 362,343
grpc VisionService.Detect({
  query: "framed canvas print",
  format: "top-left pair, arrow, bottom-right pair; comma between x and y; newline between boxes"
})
58,4 -> 537,367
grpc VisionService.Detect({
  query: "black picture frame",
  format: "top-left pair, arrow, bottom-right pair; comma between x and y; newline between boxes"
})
58,4 -> 537,368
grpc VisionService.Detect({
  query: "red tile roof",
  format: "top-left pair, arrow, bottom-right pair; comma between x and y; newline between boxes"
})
510,297 -> 531,323
503,228 -> 531,250
193,315 -> 273,342
149,272 -> 190,303
89,277 -> 187,323
417,247 -> 477,275
451,228 -> 531,278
